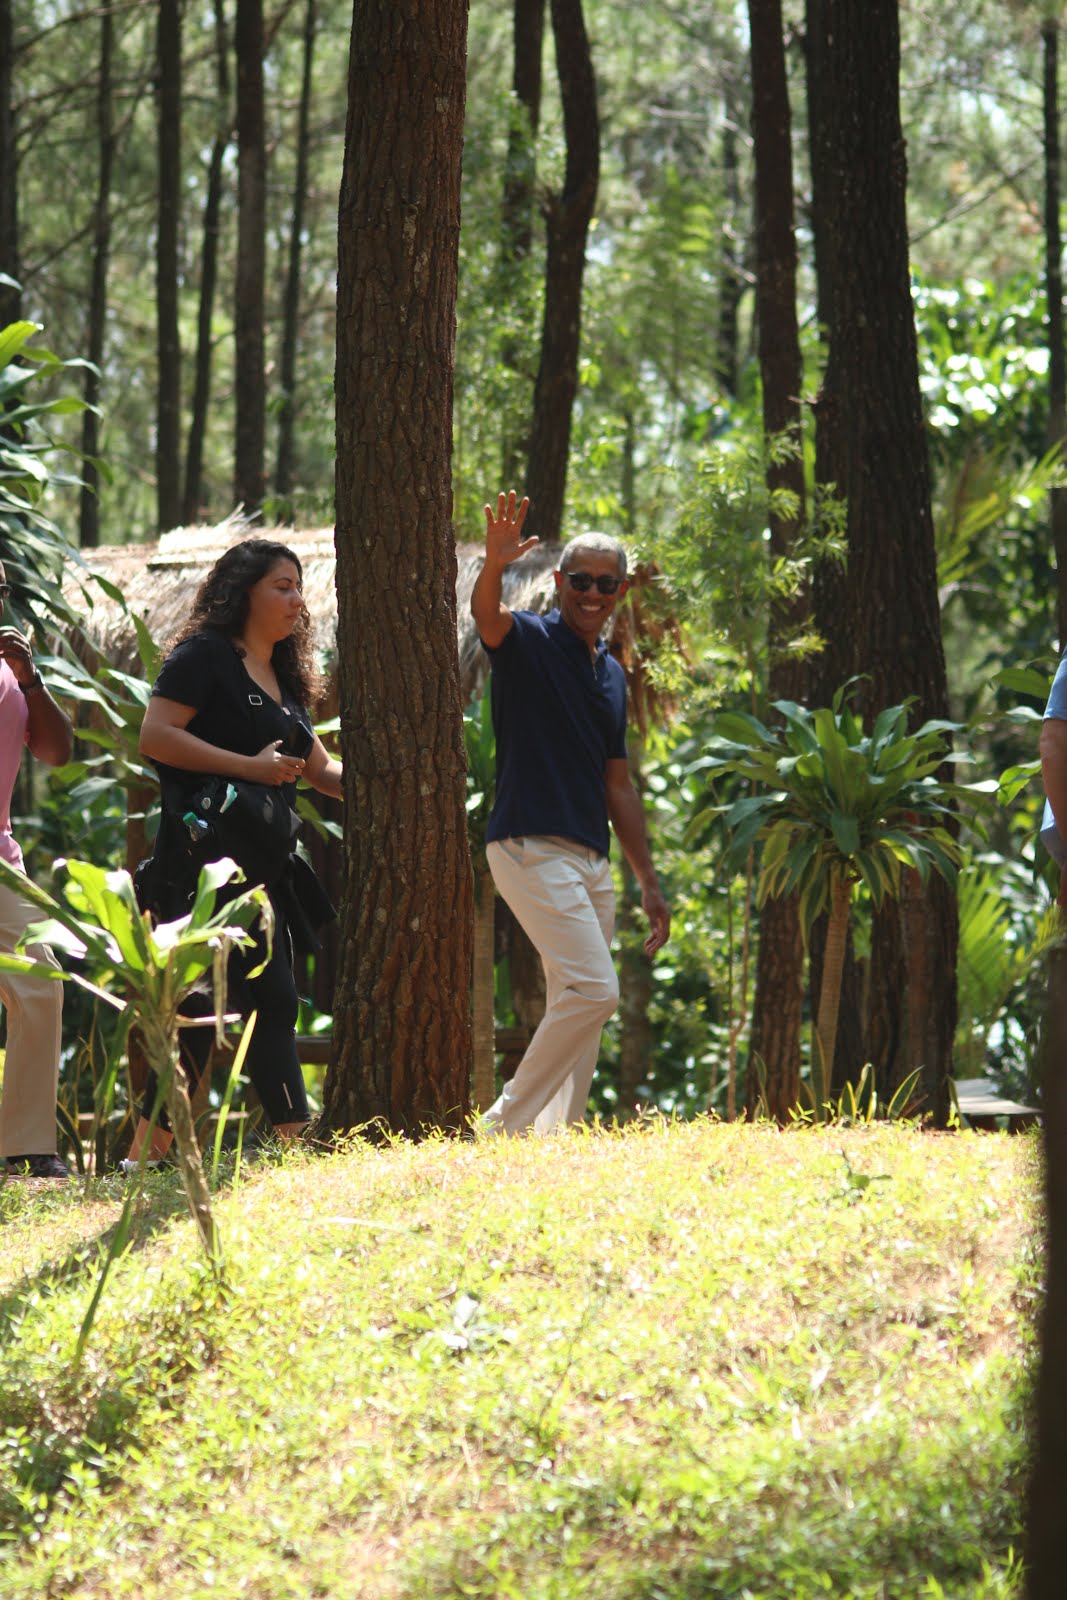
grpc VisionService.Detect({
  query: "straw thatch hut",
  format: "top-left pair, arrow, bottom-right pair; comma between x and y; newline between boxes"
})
64,515 -> 571,710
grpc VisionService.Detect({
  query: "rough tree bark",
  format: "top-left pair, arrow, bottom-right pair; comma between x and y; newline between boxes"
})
745,0 -> 807,1120
523,0 -> 599,543
1044,20 -> 1067,650
156,0 -> 182,533
234,0 -> 266,515
322,0 -> 473,1135
805,0 -> 956,1115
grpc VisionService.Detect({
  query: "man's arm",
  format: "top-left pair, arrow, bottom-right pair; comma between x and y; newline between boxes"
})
0,627 -> 73,766
470,490 -> 537,649
605,757 -> 670,956
1041,715 -> 1067,903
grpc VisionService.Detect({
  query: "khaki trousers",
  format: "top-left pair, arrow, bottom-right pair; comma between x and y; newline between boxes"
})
484,836 -> 618,1134
0,877 -> 63,1157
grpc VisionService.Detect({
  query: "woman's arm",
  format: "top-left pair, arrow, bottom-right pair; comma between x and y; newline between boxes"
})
140,695 -> 306,786
303,731 -> 342,800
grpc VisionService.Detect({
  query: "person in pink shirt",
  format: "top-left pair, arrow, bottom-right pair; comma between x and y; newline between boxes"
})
0,561 -> 73,1180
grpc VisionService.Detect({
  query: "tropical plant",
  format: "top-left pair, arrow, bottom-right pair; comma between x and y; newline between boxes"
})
0,853 -> 269,1269
691,685 -> 991,1112
0,320 -> 98,632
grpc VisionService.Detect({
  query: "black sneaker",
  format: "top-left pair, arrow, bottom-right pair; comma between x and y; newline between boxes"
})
5,1153 -> 70,1180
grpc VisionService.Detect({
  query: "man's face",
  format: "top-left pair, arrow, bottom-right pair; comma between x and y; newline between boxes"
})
554,552 -> 628,646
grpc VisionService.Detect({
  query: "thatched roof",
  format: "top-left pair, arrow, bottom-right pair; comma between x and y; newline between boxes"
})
65,517 -> 679,724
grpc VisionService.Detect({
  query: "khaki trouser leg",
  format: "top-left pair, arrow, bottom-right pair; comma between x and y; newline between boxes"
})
485,837 -> 617,1135
0,878 -> 64,1157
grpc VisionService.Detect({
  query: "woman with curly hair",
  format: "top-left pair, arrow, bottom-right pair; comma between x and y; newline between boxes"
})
124,538 -> 342,1170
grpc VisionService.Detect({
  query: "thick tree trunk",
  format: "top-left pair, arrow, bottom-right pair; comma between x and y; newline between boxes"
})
79,5 -> 114,549
471,862 -> 497,1111
806,0 -> 956,1112
234,0 -> 266,515
1027,943 -> 1067,1597
523,0 -> 598,543
274,0 -> 316,506
745,0 -> 807,1120
1044,22 -> 1067,649
156,0 -> 182,533
323,0 -> 472,1135
0,0 -> 19,326
184,0 -> 231,526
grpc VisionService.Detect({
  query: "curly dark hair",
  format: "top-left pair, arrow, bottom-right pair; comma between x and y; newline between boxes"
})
169,538 -> 321,708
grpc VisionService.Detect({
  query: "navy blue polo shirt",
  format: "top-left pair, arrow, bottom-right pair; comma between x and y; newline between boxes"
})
483,609 -> 627,857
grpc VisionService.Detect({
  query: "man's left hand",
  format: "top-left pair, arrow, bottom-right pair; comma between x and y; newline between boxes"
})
642,883 -> 670,957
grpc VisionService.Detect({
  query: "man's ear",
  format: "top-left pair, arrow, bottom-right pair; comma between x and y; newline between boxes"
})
553,569 -> 563,591
619,579 -> 630,597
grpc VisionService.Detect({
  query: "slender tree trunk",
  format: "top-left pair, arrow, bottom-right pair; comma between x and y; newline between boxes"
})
322,0 -> 472,1135
234,0 -> 266,515
523,0 -> 599,543
499,0 -> 545,488
714,89 -> 744,399
814,876 -> 851,1103
617,741 -> 653,1120
745,0 -> 807,1120
274,0 -> 316,507
0,0 -> 20,327
1044,21 -> 1067,649
184,0 -> 231,526
79,4 -> 114,549
471,862 -> 497,1111
156,0 -> 182,533
1027,943 -> 1067,1597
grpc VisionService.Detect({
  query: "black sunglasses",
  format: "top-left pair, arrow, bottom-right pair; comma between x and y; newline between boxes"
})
563,571 -> 622,595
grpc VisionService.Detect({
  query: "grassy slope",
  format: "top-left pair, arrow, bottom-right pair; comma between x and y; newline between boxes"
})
0,1121 -> 1038,1600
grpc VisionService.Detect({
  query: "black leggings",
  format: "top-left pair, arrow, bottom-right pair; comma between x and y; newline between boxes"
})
140,899 -> 309,1132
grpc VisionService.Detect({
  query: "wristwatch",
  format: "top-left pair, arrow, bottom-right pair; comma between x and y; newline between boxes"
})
18,670 -> 43,695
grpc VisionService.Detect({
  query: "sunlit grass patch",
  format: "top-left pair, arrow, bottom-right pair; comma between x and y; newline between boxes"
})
0,1120 -> 1039,1599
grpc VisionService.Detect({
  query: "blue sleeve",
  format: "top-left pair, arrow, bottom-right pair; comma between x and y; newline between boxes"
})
1045,652 -> 1067,719
1042,652 -> 1067,860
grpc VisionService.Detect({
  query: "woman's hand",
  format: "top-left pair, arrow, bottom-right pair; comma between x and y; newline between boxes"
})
246,740 -> 306,786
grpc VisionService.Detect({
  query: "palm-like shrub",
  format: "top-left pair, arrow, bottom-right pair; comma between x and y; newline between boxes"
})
692,687 -> 990,1106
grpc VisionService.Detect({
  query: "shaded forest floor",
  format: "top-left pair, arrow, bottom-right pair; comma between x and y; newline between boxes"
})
0,1120 -> 1038,1599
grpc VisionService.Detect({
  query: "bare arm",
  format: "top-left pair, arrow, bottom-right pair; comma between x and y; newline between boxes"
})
303,731 -> 342,801
140,695 -> 307,787
470,490 -> 537,649
1041,715 -> 1067,903
0,627 -> 73,766
605,757 -> 670,956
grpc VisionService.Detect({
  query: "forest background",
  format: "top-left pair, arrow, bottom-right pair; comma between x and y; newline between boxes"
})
0,0 -> 1064,1137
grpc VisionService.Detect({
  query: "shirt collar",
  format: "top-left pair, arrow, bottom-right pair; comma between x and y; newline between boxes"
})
545,608 -> 609,661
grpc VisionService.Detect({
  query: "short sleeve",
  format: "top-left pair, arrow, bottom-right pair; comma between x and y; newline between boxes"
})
152,633 -> 229,713
1046,652 -> 1067,721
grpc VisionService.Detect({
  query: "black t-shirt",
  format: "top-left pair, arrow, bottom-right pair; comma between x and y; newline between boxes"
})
152,629 -> 311,808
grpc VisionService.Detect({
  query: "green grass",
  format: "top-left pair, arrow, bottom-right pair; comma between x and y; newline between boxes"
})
0,1120 -> 1038,1599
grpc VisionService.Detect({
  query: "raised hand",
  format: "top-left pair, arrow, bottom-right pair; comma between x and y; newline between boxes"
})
484,490 -> 538,569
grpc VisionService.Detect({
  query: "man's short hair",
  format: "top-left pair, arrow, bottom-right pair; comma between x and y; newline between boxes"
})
558,533 -> 628,579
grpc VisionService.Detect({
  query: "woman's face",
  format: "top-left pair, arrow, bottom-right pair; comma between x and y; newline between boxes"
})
245,558 -> 305,643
